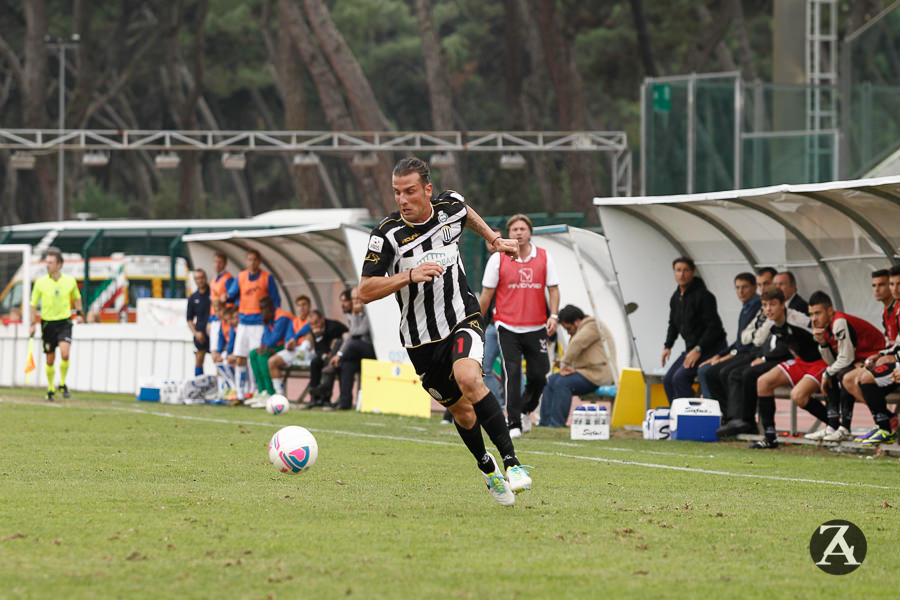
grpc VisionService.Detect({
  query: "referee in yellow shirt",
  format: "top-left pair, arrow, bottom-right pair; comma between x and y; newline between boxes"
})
29,248 -> 83,401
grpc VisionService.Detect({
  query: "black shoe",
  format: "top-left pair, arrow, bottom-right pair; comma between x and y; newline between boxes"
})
716,419 -> 756,438
45,390 -> 55,402
748,438 -> 779,449
60,385 -> 70,399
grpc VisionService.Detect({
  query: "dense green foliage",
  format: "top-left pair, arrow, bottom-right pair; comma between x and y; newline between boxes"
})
0,1 -> 892,224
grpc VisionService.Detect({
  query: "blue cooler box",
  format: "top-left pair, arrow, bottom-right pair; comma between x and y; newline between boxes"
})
670,398 -> 721,442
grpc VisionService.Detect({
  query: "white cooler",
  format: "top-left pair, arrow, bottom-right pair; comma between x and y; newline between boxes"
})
642,408 -> 671,440
669,398 -> 721,442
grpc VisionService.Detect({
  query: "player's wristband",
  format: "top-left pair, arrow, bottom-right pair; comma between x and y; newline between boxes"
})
490,235 -> 501,248
549,314 -> 558,320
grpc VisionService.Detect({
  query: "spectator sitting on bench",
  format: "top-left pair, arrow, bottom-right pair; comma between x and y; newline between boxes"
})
697,272 -> 764,419
538,305 -> 616,428
838,267 -> 900,445
741,287 -> 824,449
248,297 -> 293,404
268,295 -> 314,397
661,256 -> 727,404
806,291 -> 885,442
303,309 -> 348,409
327,286 -> 376,410
774,271 -> 808,315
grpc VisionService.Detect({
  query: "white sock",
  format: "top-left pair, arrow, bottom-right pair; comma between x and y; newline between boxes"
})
273,378 -> 285,395
236,366 -> 247,397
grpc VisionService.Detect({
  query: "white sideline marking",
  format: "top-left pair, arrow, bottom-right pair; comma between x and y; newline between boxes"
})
6,399 -> 900,491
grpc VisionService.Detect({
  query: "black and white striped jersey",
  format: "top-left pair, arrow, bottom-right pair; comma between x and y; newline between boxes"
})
361,190 -> 481,348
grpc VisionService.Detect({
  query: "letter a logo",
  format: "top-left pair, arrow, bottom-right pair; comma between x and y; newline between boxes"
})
809,520 -> 866,574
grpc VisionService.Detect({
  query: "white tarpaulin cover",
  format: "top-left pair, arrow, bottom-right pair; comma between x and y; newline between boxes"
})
594,175 -> 900,371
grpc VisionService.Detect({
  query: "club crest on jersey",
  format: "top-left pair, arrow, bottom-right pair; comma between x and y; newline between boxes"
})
437,210 -> 448,223
368,236 -> 384,253
441,226 -> 452,243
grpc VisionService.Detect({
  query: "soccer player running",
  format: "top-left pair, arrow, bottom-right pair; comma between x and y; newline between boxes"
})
359,157 -> 531,506
29,248 -> 83,401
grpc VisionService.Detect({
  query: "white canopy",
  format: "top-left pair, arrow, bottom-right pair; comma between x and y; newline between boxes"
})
594,175 -> 900,371
184,223 -> 638,373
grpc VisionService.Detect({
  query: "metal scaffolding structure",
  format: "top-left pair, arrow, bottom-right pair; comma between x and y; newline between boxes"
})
0,128 -> 632,196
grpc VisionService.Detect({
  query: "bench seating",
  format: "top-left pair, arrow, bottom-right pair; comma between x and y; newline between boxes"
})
773,385 -> 900,434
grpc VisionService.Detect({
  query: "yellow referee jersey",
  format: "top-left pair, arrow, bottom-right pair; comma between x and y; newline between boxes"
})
31,274 -> 81,321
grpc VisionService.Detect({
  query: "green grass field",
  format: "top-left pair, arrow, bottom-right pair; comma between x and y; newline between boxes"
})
1,387 -> 897,599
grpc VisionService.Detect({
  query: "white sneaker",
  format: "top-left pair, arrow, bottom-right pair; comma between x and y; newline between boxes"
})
521,414 -> 532,434
804,426 -> 835,441
506,465 -> 532,493
822,425 -> 852,442
508,427 -> 522,439
481,454 -> 515,506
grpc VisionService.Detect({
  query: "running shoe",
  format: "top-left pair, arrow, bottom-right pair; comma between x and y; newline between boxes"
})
45,389 -> 55,402
859,428 -> 896,446
506,465 -> 532,493
822,426 -> 853,442
804,426 -> 835,441
747,438 -> 779,449
481,454 -> 514,506
853,426 -> 880,443
59,384 -> 71,399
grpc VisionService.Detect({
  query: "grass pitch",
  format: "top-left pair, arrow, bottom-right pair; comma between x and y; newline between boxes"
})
1,387 -> 897,599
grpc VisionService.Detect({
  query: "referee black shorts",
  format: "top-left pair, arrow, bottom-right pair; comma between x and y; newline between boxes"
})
406,317 -> 486,407
41,319 -> 73,354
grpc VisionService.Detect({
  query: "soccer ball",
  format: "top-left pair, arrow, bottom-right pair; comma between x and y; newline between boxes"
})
268,426 -> 318,473
266,393 -> 289,415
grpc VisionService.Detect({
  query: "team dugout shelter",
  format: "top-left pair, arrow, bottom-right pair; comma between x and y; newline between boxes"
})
593,175 -> 900,372
182,223 -> 638,377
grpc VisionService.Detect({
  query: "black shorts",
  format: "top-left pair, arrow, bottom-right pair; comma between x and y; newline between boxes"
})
867,362 -> 899,390
41,319 -> 72,354
406,317 -> 485,407
193,328 -> 210,352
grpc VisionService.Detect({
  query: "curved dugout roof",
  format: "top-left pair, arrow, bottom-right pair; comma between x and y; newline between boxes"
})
183,224 -> 362,322
183,223 -> 638,374
593,175 -> 900,372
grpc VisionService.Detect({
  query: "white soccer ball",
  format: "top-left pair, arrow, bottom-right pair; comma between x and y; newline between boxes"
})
268,425 -> 318,473
266,394 -> 289,415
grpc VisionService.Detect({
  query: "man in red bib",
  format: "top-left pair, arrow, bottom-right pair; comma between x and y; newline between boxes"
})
480,214 -> 560,438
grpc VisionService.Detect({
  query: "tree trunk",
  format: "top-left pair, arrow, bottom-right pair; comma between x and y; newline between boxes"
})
729,0 -> 758,81
512,0 -> 555,211
302,0 -> 394,211
413,0 -> 462,191
532,0 -> 596,217
274,3 -> 327,209
279,0 -> 386,216
628,0 -> 657,77
22,0 -> 55,221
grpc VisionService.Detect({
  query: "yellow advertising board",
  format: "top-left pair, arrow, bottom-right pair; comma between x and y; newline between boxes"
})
359,359 -> 432,418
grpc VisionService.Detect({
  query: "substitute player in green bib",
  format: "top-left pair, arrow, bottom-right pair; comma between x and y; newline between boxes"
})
29,248 -> 83,401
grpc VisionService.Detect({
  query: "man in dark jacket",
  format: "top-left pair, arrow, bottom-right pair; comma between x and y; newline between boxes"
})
661,257 -> 727,403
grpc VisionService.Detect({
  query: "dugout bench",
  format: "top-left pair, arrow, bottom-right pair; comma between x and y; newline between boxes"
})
774,385 -> 900,435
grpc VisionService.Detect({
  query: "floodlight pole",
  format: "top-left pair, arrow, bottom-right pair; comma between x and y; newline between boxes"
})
45,34 -> 80,222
